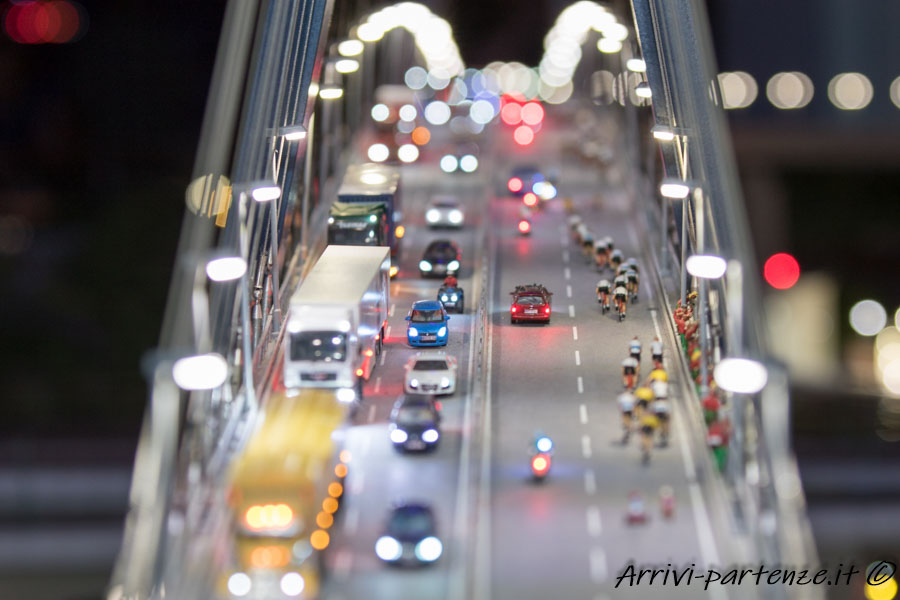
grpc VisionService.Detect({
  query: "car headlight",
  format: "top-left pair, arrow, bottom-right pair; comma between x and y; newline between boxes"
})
227,573 -> 252,597
408,327 -> 418,337
450,294 -> 458,301
441,295 -> 449,302
414,536 -> 443,561
440,155 -> 458,173
448,209 -> 463,224
409,378 -> 419,389
375,536 -> 403,561
336,388 -> 356,403
459,154 -> 478,172
280,572 -> 305,597
437,327 -> 447,337
390,429 -> 409,444
419,260 -> 432,271
422,428 -> 440,443
447,260 -> 460,271
426,209 -> 440,223
440,377 -> 451,388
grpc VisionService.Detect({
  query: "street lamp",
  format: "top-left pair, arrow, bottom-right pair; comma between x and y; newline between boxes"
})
714,358 -> 768,394
319,85 -> 344,100
626,58 -> 647,73
659,178 -> 692,199
172,353 -> 229,391
635,81 -> 652,99
278,124 -> 307,141
338,39 -> 364,57
686,254 -> 728,279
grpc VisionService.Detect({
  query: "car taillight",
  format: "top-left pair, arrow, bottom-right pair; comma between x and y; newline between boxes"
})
544,306 -> 551,314
508,177 -> 523,193
523,192 -> 538,207
531,454 -> 551,475
518,219 -> 531,233
511,305 -> 517,313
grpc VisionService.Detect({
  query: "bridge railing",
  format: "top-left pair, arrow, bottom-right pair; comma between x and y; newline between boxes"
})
630,0 -> 820,588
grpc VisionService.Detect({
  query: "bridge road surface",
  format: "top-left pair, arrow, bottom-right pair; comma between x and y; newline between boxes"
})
484,128 -> 732,600
321,159 -> 490,600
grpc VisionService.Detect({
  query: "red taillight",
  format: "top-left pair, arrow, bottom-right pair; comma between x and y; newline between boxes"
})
518,219 -> 531,233
531,454 -> 550,475
511,305 -> 517,313
508,177 -> 523,193
513,125 -> 534,146
544,306 -> 551,314
435,401 -> 442,411
523,192 -> 538,207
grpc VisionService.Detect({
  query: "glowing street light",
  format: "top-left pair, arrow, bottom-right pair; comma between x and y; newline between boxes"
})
686,254 -> 728,279
651,125 -> 675,141
319,85 -> 344,100
635,82 -> 652,99
172,353 -> 229,390
626,58 -> 647,73
714,358 -> 769,394
205,256 -> 247,282
338,39 -> 364,57
279,125 -> 307,141
659,178 -> 692,199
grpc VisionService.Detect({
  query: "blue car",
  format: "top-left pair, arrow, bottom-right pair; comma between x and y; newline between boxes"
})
406,300 -> 450,347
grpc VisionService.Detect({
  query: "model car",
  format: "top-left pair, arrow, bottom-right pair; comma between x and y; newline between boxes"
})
404,352 -> 457,395
425,195 -> 464,229
374,502 -> 443,565
406,300 -> 450,347
389,395 -> 442,452
437,279 -> 464,313
419,240 -> 460,278
509,283 -> 552,324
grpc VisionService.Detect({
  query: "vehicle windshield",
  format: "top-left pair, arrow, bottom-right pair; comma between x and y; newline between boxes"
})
413,360 -> 448,371
389,508 -> 433,537
290,331 -> 347,362
396,407 -> 435,425
426,244 -> 457,260
328,226 -> 380,246
410,309 -> 444,323
515,295 -> 545,305
434,201 -> 458,209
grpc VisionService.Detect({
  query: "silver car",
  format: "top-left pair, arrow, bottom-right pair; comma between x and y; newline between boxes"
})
424,195 -> 464,229
404,351 -> 457,395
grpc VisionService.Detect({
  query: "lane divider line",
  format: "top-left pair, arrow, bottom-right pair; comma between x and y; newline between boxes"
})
566,284 -> 572,298
577,376 -> 584,394
581,434 -> 592,458
374,376 -> 381,394
584,469 -> 597,495
575,350 -> 581,366
589,547 -> 608,583
573,326 -> 579,341
579,403 -> 588,424
568,304 -> 575,318
367,404 -> 376,423
564,267 -> 571,280
344,504 -> 359,535
389,303 -> 395,317
586,505 -> 602,537
562,250 -> 569,263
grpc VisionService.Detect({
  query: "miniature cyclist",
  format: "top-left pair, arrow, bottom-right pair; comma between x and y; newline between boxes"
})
596,279 -> 612,313
443,275 -> 458,288
621,357 -> 638,390
617,390 -> 636,443
634,386 -> 654,418
594,240 -> 609,270
629,336 -> 642,365
652,396 -> 671,446
614,281 -> 628,321
638,411 -> 660,464
650,336 -> 663,368
626,268 -> 639,302
610,248 -> 624,270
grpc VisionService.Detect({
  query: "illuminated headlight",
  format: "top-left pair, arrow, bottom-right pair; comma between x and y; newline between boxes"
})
419,260 -> 432,271
459,154 -> 478,172
227,573 -> 251,597
375,535 -> 403,561
390,429 -> 409,444
447,260 -> 460,271
422,428 -> 440,443
409,378 -> 419,389
408,327 -> 419,337
441,295 -> 449,302
336,388 -> 356,403
440,155 -> 458,173
369,214 -> 377,223
426,209 -> 441,223
450,294 -> 458,301
414,536 -> 443,561
280,572 -> 305,597
448,209 -> 463,224
328,217 -> 334,224
440,377 -> 451,388
437,327 -> 447,337
536,436 -> 554,453
539,183 -> 557,200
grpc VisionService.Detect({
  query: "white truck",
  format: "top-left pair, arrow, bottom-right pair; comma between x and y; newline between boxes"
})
283,245 -> 390,400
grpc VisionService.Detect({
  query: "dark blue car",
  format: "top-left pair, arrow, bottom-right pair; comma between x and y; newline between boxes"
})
375,503 -> 442,565
406,300 -> 450,347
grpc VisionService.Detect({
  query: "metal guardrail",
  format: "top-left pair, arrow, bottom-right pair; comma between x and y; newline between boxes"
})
631,0 -> 820,588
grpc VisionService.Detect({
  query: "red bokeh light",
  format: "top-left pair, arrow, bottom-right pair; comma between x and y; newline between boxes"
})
523,192 -> 538,207
3,0 -> 83,44
520,102 -> 544,126
500,103 -> 522,125
513,125 -> 534,146
507,177 -> 523,193
763,253 -> 800,290
517,219 -> 531,233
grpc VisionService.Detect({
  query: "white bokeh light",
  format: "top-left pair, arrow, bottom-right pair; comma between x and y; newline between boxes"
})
718,71 -> 758,109
766,72 -> 814,109
424,101 -> 451,125
849,299 -> 887,336
827,72 -> 873,110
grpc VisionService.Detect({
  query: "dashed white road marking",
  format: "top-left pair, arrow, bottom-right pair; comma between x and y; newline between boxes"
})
589,547 -> 608,583
367,404 -> 376,423
386,325 -> 392,339
350,470 -> 365,495
579,403 -> 588,424
566,284 -> 572,298
562,250 -> 569,263
581,434 -> 592,458
374,376 -> 381,394
344,505 -> 360,534
568,305 -> 575,318
389,303 -> 395,317
584,469 -> 597,495
575,350 -> 581,366
586,506 -> 602,536
577,376 -> 584,394
380,349 -> 387,366
564,267 -> 571,280
572,326 -> 579,341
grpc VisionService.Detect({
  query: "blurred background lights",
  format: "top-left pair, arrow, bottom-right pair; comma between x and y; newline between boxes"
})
864,571 -> 898,600
334,59 -> 359,74
890,76 -> 900,109
500,102 -> 522,125
714,358 -> 769,394
827,72 -> 873,110
597,38 -> 622,53
763,252 -> 801,289
626,58 -> 646,73
440,155 -> 458,173
404,66 -> 428,90
718,71 -> 758,109
3,0 -> 86,44
172,353 -> 228,391
279,572 -> 305,597
398,104 -> 417,122
468,99 -> 496,124
370,103 -> 389,122
849,300 -> 887,336
367,143 -> 389,162
520,102 -> 544,125
337,39 -> 363,57
227,573 -> 251,597
427,69 -> 451,90
397,144 -> 419,163
876,328 -> 900,396
410,125 -> 430,145
767,72 -> 814,109
424,101 -> 451,125
513,125 -> 534,145
459,154 -> 478,172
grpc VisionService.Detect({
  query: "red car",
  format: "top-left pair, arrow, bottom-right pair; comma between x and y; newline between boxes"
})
510,284 -> 552,324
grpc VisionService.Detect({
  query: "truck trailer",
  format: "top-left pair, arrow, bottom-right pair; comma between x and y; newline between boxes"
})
284,245 -> 390,399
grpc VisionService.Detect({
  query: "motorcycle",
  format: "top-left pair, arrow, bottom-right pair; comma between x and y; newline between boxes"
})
625,491 -> 648,525
529,433 -> 553,482
437,284 -> 465,313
